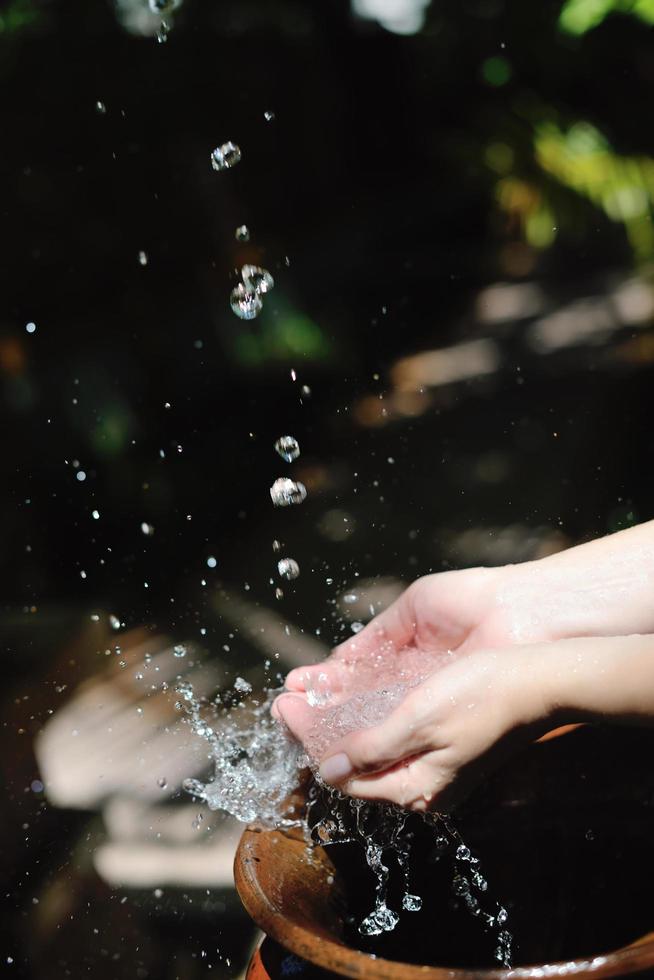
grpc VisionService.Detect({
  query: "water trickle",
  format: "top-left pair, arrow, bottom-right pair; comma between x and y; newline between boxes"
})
270,477 -> 307,507
241,264 -> 274,295
274,435 -> 300,462
210,142 -> 242,172
230,283 -> 262,321
277,557 -> 300,581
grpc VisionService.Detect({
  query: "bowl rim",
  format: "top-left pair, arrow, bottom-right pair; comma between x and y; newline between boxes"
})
234,825 -> 654,980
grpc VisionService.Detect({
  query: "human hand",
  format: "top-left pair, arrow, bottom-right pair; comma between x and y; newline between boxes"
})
286,519 -> 654,706
284,566 -> 515,703
277,644 -> 553,812
276,634 -> 654,812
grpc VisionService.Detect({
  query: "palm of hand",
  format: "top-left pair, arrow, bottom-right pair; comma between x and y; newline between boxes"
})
284,567 -> 511,703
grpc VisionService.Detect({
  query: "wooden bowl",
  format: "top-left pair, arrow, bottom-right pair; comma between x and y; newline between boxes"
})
235,726 -> 654,979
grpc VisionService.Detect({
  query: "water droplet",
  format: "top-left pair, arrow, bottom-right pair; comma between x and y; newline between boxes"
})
272,539 -> 281,552
153,888 -> 163,898
402,894 -> 422,911
234,676 -> 252,694
270,478 -> 307,507
91,509 -> 100,520
241,264 -> 274,295
277,557 -> 300,581
156,20 -> 170,43
30,779 -> 44,793
235,224 -> 250,242
149,0 -> 174,10
109,614 -> 121,630
456,844 -> 471,862
206,555 -> 217,568
182,777 -> 205,797
138,250 -> 148,266
141,522 -> 154,536
275,587 -> 284,600
301,384 -> 311,397
173,644 -> 187,658
274,435 -> 300,462
95,101 -> 106,114
157,776 -> 167,789
351,621 -> 364,633
176,681 -> 194,701
136,706 -> 144,715
343,593 -> 357,604
210,141 -> 242,171
76,470 -> 86,482
135,672 -> 144,681
264,110 -> 275,122
230,283 -> 262,320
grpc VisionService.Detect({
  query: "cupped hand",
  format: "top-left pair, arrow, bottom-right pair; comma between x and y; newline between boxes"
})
284,566 -> 515,701
276,644 -> 553,812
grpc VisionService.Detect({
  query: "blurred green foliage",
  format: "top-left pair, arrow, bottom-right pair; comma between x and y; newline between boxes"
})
231,308 -> 333,367
0,0 -> 41,34
559,0 -> 654,35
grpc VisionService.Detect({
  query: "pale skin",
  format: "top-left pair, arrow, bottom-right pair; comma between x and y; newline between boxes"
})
273,520 -> 654,812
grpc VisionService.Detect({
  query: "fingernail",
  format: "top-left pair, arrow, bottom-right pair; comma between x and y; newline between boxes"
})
319,753 -> 353,784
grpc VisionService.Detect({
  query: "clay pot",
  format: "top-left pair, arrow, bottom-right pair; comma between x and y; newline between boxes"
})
235,725 -> 654,979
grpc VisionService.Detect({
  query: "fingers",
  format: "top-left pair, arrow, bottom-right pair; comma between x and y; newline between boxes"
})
273,692 -> 315,743
319,689 -> 434,784
285,582 -> 418,694
332,586 -> 417,661
285,658 -> 347,696
343,753 -> 445,811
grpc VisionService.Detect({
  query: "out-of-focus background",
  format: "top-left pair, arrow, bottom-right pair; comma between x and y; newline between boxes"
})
2,0 -> 654,976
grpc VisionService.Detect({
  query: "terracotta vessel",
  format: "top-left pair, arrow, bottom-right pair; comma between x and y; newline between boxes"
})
235,725 -> 654,979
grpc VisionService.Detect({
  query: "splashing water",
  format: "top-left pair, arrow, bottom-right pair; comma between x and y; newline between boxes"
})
180,684 -> 302,825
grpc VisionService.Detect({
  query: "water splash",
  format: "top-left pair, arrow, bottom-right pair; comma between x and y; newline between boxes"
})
180,686 -> 302,825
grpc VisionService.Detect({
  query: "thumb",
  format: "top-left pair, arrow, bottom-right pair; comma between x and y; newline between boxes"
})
273,692 -> 316,744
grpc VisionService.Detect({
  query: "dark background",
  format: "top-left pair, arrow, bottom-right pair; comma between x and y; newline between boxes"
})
1,0 -> 654,977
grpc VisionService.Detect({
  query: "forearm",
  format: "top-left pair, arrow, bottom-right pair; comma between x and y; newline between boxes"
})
496,520 -> 654,642
545,634 -> 654,727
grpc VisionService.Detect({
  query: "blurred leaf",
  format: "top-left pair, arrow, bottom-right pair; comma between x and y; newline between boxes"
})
559,0 -> 654,36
